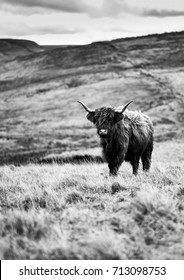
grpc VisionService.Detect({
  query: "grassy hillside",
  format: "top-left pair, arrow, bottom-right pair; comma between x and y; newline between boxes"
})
0,32 -> 184,164
0,141 -> 184,259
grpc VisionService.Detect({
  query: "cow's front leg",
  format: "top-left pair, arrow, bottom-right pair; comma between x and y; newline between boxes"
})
108,153 -> 125,176
108,160 -> 123,176
108,164 -> 119,176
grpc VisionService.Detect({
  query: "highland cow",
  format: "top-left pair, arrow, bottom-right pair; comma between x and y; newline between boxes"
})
78,101 -> 153,176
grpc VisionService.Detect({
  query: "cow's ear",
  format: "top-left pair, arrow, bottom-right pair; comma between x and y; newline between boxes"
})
114,112 -> 124,123
86,112 -> 95,123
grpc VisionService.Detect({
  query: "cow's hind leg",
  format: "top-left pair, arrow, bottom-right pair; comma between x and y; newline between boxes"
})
131,155 -> 140,175
108,163 -> 120,176
141,141 -> 153,172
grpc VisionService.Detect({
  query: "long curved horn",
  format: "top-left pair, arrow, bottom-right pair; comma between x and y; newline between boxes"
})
115,100 -> 133,113
77,101 -> 95,113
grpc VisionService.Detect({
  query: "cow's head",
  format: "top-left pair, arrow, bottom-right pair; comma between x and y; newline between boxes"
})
78,101 -> 133,138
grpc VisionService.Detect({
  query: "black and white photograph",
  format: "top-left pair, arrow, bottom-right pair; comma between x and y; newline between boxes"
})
0,0 -> 184,262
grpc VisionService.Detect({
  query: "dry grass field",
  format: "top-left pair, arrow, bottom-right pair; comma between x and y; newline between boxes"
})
0,141 -> 184,259
0,32 -> 184,259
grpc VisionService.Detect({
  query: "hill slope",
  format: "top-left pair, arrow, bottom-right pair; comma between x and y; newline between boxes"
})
0,32 -> 184,164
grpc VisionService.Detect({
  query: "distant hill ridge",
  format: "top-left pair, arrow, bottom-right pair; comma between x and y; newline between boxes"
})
0,30 -> 184,62
1,30 -> 184,50
0,38 -> 43,60
0,38 -> 41,50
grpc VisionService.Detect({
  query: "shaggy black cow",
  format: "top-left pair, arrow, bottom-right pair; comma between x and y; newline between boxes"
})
78,101 -> 153,176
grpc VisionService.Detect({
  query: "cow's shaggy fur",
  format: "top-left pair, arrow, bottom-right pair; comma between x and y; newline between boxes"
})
80,103 -> 153,176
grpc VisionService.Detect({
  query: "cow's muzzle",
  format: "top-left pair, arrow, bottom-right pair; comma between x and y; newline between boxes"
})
98,129 -> 108,137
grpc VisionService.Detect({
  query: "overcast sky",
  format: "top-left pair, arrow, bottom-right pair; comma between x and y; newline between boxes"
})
0,0 -> 184,45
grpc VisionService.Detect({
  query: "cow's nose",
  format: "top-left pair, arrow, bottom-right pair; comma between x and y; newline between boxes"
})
99,129 -> 108,136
